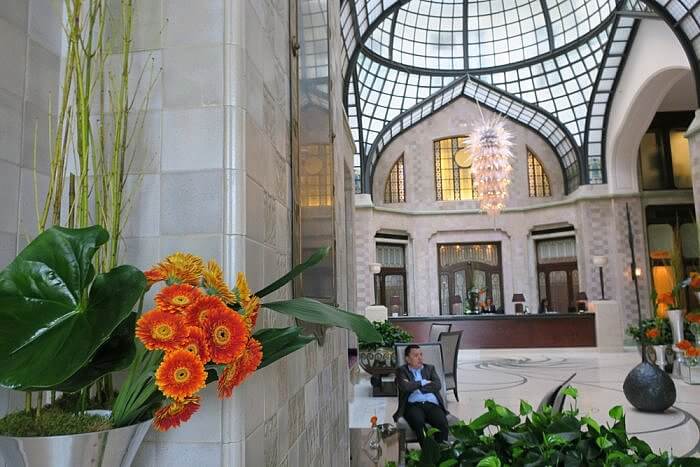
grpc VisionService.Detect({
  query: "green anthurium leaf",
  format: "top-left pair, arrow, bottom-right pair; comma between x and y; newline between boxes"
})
581,416 -> 601,434
608,406 -> 624,421
476,456 -> 502,467
253,326 -> 316,368
262,298 -> 382,343
439,460 -> 458,467
562,386 -> 579,399
596,436 -> 614,450
254,247 -> 330,298
520,400 -> 533,416
54,313 -> 137,393
0,226 -> 146,390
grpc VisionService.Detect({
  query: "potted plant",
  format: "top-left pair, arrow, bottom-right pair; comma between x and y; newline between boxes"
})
0,230 -> 382,466
358,321 -> 413,370
406,388 -> 695,466
358,322 -> 412,396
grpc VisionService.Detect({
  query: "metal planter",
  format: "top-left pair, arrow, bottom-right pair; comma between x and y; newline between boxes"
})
0,419 -> 151,467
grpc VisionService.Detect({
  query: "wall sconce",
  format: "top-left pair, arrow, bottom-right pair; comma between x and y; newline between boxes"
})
635,267 -> 642,277
592,255 -> 608,300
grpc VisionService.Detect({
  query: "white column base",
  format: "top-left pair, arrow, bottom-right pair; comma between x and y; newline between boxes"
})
590,300 -> 624,352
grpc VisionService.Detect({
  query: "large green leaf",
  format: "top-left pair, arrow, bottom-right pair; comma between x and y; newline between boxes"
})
254,247 -> 330,298
0,226 -> 146,390
54,313 -> 137,393
253,327 -> 315,368
263,298 -> 382,343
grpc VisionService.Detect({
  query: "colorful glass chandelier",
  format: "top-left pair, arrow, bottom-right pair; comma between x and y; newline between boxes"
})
468,117 -> 514,216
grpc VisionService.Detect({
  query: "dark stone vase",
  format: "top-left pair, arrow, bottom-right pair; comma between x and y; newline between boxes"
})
623,361 -> 676,412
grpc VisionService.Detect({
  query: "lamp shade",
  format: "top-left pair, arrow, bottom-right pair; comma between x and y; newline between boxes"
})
592,255 -> 608,267
577,292 -> 588,301
450,294 -> 462,305
512,293 -> 525,303
368,262 -> 382,274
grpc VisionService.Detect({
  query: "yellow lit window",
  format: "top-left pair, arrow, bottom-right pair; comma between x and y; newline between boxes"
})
434,136 -> 476,201
384,156 -> 406,203
527,150 -> 551,197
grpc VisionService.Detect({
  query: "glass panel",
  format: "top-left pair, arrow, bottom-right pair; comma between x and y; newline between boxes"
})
652,266 -> 674,302
434,136 -> 475,201
537,237 -> 576,263
376,244 -> 405,267
549,270 -> 568,313
297,0 -> 335,302
439,243 -> 499,267
491,273 -> 501,309
539,271 -> 547,301
572,269 -> 579,306
473,270 -> 486,305
527,150 -> 551,197
640,131 -> 664,190
681,223 -> 699,258
440,274 -> 450,315
647,224 -> 674,260
384,156 -> 406,203
454,270 -> 466,304
384,275 -> 405,316
670,130 -> 692,188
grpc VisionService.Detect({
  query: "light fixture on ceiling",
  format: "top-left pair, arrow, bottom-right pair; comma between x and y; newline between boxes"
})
468,116 -> 514,216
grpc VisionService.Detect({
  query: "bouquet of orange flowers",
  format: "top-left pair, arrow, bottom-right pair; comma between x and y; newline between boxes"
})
135,253 -> 262,430
110,249 -> 381,432
678,340 -> 700,366
683,272 -> 700,291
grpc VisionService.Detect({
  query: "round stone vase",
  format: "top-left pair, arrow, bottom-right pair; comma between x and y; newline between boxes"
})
0,417 -> 151,467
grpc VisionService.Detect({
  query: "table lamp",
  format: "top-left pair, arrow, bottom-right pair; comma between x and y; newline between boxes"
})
512,293 -> 525,314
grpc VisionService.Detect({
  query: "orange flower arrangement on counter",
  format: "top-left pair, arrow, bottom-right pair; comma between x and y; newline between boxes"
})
138,253 -> 263,431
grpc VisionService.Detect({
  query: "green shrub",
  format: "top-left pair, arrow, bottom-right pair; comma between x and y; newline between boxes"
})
405,388 -> 700,466
359,321 -> 412,351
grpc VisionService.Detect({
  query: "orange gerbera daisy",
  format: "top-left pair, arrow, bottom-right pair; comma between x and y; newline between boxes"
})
657,293 -> 675,307
686,347 -> 700,358
204,307 -> 249,364
678,339 -> 694,351
155,349 -> 207,400
217,338 -> 263,398
136,309 -> 188,351
242,295 -> 261,330
234,272 -> 252,304
202,260 -> 236,304
156,284 -> 203,314
185,295 -> 230,327
157,252 -> 205,286
144,267 -> 167,286
687,313 -> 700,324
183,326 -> 211,363
645,328 -> 660,340
153,396 -> 201,431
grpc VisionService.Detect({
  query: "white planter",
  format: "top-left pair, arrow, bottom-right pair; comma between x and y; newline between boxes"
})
0,416 -> 151,467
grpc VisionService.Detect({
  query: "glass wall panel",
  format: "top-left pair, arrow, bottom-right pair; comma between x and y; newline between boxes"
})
670,130 -> 692,188
294,0 -> 335,302
640,132 -> 664,190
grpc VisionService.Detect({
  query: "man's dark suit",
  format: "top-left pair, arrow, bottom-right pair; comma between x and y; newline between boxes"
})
393,363 -> 449,445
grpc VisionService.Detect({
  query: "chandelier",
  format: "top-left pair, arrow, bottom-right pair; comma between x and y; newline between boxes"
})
468,117 -> 514,216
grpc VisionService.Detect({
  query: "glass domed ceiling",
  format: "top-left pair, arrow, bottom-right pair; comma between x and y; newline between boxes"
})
365,0 -> 617,71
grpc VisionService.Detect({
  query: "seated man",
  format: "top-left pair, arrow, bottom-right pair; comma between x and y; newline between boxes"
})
393,344 -> 449,447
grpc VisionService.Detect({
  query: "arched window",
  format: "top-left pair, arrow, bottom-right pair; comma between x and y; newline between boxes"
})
384,156 -> 405,203
434,136 -> 476,201
527,150 -> 551,197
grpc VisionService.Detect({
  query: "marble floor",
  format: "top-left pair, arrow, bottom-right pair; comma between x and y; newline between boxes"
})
349,347 -> 700,458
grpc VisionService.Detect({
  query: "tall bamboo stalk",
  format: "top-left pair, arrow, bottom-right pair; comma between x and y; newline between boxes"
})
31,0 -> 155,414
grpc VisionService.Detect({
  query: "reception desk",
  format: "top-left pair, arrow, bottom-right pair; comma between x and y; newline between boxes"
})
388,313 -> 596,349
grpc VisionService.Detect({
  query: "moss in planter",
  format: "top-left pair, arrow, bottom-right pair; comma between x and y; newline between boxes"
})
0,408 -> 112,437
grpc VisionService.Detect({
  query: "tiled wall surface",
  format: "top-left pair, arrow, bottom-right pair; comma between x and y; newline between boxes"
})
0,0 -> 62,439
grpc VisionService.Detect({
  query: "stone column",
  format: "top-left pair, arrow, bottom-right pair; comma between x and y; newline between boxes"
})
684,109 -> 700,222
